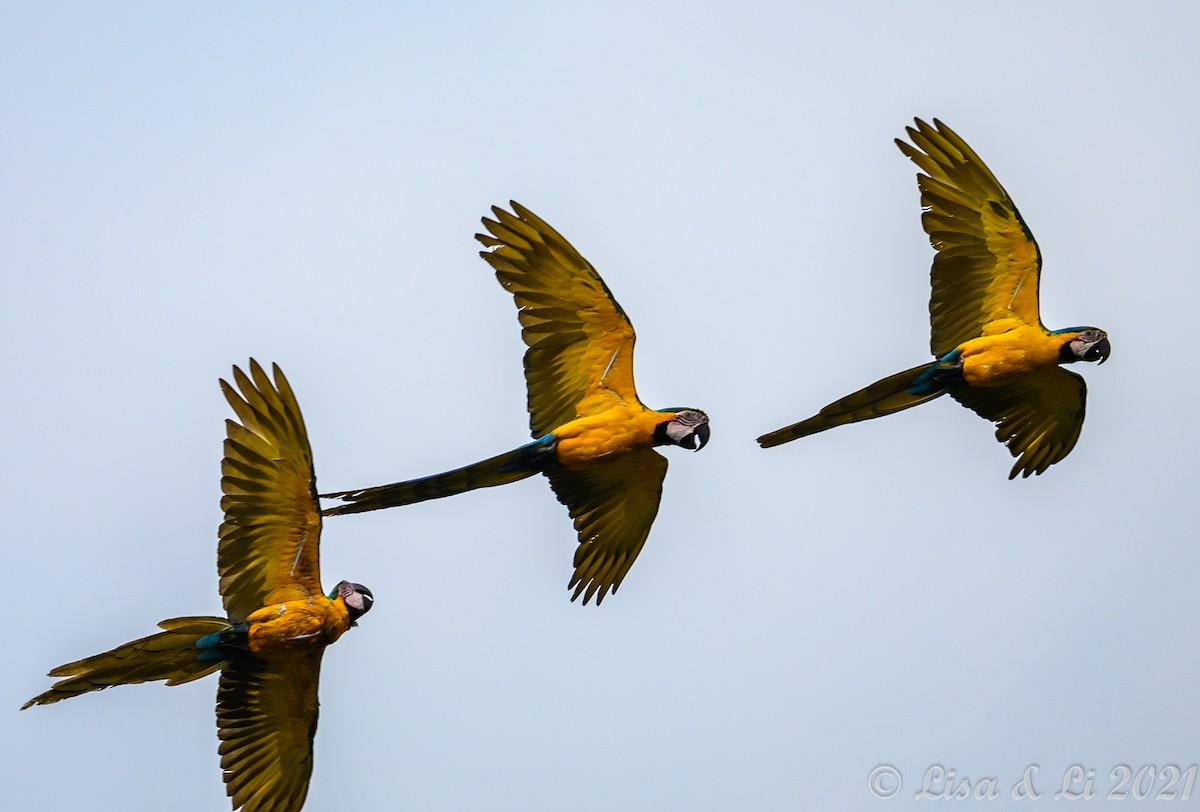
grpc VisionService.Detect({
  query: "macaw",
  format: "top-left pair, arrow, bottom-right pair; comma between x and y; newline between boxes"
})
758,118 -> 1110,478
23,360 -> 374,812
322,201 -> 710,605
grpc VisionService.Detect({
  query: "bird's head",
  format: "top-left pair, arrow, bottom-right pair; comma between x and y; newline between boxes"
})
332,581 -> 375,626
655,408 -> 711,451
1060,328 -> 1110,365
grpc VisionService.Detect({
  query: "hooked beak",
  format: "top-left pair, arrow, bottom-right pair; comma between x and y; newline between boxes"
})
660,409 -> 711,450
1068,329 -> 1110,365
337,581 -> 375,625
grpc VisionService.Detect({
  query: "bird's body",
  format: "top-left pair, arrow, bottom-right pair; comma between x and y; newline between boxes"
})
243,594 -> 354,654
323,202 -> 709,604
759,119 -> 1109,478
954,319 -> 1072,386
24,361 -> 374,812
551,400 -> 676,464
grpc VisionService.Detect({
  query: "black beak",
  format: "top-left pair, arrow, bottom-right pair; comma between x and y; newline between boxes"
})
344,582 -> 375,623
692,422 -> 711,451
1093,337 -> 1111,364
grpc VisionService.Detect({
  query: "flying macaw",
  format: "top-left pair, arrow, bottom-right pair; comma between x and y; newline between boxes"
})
322,201 -> 710,605
758,118 -> 1110,478
23,360 -> 374,812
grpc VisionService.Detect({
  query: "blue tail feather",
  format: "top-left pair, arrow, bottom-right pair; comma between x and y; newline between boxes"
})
196,631 -> 223,650
195,622 -> 248,661
909,350 -> 964,395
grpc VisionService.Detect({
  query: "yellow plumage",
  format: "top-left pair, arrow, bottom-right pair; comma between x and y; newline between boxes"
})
24,361 -> 373,812
478,202 -> 642,434
760,119 -> 1108,478
957,322 -> 1074,386
324,202 -> 709,604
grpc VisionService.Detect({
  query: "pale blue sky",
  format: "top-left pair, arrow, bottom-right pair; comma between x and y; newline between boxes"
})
5,2 -> 1199,809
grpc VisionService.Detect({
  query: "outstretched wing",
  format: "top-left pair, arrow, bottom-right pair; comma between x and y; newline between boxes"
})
897,118 -> 1044,357
545,450 -> 668,605
950,367 -> 1087,479
216,650 -> 322,812
477,201 -> 641,437
219,360 -> 323,623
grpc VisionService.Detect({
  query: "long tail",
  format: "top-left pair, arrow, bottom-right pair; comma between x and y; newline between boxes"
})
22,616 -> 232,709
320,440 -> 553,516
757,364 -> 948,448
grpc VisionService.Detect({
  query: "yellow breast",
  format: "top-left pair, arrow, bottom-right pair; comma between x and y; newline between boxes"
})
246,595 -> 351,655
553,402 -> 664,467
958,320 -> 1068,386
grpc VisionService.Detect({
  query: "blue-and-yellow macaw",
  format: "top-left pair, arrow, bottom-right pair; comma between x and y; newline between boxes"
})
322,202 -> 710,604
23,361 -> 374,812
758,118 -> 1110,478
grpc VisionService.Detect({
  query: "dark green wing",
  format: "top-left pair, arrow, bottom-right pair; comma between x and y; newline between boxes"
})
217,649 -> 323,812
545,450 -> 668,605
950,367 -> 1087,479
